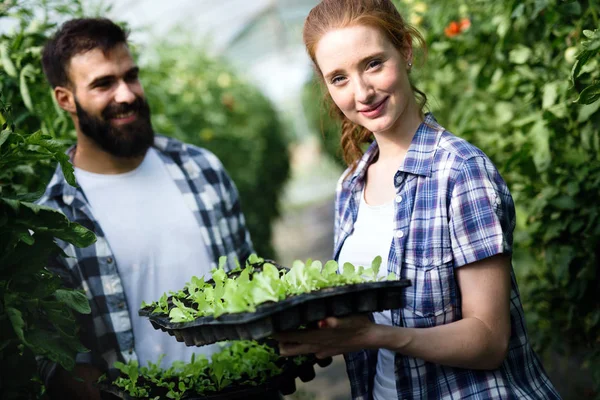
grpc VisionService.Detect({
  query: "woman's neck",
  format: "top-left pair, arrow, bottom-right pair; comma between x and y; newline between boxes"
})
373,103 -> 423,164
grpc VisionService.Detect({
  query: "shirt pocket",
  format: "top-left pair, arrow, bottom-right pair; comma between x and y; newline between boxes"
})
401,248 -> 457,328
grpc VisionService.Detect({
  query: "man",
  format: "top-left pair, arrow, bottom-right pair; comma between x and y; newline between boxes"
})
38,18 -> 253,399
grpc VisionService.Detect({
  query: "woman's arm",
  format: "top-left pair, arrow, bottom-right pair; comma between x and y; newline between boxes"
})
276,253 -> 512,370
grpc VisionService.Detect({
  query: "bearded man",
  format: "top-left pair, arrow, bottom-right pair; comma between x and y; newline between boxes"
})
38,18 -> 253,399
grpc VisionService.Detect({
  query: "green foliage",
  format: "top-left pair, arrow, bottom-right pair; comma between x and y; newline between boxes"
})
0,4 -> 98,397
142,38 -> 290,258
573,28 -> 600,105
0,1 -> 82,195
405,1 -> 600,391
0,101 -> 96,398
143,254 -> 391,323
0,0 -> 80,138
107,341 -> 299,398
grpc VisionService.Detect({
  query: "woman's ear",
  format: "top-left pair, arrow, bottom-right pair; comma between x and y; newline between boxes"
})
54,86 -> 76,114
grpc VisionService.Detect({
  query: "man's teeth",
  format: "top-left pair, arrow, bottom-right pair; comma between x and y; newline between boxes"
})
113,111 -> 135,119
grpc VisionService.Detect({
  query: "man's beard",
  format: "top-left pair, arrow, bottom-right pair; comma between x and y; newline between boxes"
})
75,96 -> 154,158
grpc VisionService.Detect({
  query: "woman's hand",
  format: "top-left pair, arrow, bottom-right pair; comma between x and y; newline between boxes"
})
273,314 -> 379,359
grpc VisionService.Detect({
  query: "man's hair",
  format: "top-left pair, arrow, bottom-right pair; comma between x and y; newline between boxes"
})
42,18 -> 129,88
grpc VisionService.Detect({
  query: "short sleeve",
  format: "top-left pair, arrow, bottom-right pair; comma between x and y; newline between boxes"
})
449,156 -> 515,267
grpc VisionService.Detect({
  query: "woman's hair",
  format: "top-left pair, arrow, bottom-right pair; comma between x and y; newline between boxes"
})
303,0 -> 427,169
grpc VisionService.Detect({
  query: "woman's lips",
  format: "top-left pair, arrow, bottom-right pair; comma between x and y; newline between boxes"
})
358,97 -> 389,118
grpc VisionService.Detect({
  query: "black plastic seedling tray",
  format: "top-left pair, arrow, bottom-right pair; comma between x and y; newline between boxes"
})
97,355 -> 332,399
140,272 -> 411,346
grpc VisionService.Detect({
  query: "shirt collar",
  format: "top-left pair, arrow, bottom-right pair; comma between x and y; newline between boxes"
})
344,113 -> 443,190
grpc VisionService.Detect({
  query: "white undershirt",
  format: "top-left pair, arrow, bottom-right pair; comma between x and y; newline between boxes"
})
75,148 -> 220,368
338,189 -> 397,400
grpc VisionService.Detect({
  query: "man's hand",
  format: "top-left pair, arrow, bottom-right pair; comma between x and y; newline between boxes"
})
46,363 -> 104,400
274,314 -> 378,359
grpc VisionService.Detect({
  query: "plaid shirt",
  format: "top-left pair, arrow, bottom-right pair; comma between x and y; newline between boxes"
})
37,135 -> 253,383
335,114 -> 560,399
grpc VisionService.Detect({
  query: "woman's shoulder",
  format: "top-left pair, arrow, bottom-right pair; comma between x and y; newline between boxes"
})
436,129 -> 490,164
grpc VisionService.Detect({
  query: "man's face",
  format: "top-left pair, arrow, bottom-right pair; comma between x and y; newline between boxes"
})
68,43 -> 154,157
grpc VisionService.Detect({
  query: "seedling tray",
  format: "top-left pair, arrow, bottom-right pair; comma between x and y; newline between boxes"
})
140,273 -> 411,346
97,355 -> 332,399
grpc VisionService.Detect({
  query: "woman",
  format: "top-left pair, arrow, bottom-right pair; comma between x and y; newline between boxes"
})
274,0 -> 561,399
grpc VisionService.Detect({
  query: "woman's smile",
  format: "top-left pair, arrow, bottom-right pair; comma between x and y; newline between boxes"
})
358,96 -> 389,119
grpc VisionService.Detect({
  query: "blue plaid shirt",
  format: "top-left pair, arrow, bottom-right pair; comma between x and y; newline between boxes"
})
37,135 -> 253,383
335,114 -> 560,399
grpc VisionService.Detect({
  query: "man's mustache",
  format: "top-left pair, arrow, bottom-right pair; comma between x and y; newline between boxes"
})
101,97 -> 147,119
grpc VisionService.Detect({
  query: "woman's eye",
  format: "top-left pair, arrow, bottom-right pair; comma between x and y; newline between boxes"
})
331,76 -> 346,85
367,59 -> 382,69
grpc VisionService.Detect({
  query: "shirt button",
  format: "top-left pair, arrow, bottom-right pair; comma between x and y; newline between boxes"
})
107,257 -> 113,264
395,230 -> 404,238
395,195 -> 403,203
423,258 -> 429,265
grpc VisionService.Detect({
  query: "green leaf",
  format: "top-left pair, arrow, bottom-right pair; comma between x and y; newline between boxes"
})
323,260 -> 339,276
0,129 -> 11,148
16,229 -> 35,245
558,1 -> 581,15
0,41 -> 17,77
6,307 -> 27,344
572,50 -> 596,81
542,82 -> 558,109
19,64 -> 35,112
530,120 -> 551,172
575,82 -> 600,105
511,3 -> 525,18
577,101 -> 600,123
494,102 -> 514,124
509,46 -> 532,64
549,195 -> 577,210
54,289 -> 91,314
371,256 -> 382,277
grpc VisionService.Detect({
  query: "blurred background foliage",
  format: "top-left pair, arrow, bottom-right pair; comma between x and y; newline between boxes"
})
304,0 -> 600,396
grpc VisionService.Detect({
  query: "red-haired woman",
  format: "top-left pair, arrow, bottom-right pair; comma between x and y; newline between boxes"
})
275,1 -> 561,399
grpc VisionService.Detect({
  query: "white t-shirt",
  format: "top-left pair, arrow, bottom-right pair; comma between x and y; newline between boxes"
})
337,189 -> 397,400
75,148 -> 220,368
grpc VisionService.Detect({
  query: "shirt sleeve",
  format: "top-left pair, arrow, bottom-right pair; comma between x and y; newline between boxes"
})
216,159 -> 254,263
449,156 -> 515,267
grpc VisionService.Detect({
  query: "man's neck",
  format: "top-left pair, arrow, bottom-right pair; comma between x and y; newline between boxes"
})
73,132 -> 146,174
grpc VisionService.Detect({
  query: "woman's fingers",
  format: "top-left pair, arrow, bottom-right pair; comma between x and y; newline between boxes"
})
319,316 -> 341,328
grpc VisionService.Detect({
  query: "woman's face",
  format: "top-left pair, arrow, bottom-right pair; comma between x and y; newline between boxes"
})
315,24 -> 415,135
